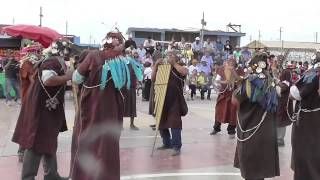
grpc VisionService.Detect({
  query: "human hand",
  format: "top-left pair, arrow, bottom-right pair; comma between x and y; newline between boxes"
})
155,58 -> 164,66
167,58 -> 177,66
65,69 -> 74,80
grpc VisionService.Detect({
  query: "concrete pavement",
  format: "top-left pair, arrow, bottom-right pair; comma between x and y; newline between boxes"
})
0,94 -> 293,180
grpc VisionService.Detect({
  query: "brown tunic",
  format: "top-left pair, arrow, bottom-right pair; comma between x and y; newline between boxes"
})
71,50 -> 124,180
148,82 -> 155,116
277,69 -> 293,127
234,88 -> 280,179
19,60 -> 34,103
215,67 -> 237,125
291,74 -> 320,180
158,68 -> 185,129
12,57 -> 67,155
124,68 -> 137,118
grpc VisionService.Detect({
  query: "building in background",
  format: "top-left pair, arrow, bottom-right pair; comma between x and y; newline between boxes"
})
127,27 -> 246,48
246,40 -> 320,63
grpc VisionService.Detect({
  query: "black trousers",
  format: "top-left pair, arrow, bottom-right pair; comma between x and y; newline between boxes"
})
213,121 -> 236,135
189,84 -> 196,98
200,86 -> 211,99
22,149 -> 64,180
143,79 -> 151,100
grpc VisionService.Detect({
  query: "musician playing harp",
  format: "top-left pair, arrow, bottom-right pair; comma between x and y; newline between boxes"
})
152,50 -> 188,156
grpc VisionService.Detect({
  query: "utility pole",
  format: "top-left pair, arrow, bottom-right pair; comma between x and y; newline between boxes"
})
39,6 -> 43,27
65,21 -> 68,36
316,32 -> 318,43
258,30 -> 261,42
280,27 -> 283,41
89,35 -> 92,44
200,12 -> 206,44
250,35 -> 252,42
12,18 -> 15,25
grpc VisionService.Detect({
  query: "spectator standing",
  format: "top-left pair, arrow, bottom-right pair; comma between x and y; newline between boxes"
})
144,36 -> 156,54
137,44 -> 147,62
203,38 -> 214,54
124,34 -> 137,49
241,46 -> 252,62
224,40 -> 233,55
178,37 -> 187,51
3,53 -> 20,106
143,62 -> 152,101
215,39 -> 224,53
192,37 -> 203,60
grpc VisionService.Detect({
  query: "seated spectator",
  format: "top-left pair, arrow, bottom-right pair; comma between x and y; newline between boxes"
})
188,59 -> 199,75
142,52 -> 153,66
197,71 -> 211,100
201,49 -> 214,68
188,69 -> 198,100
182,44 -> 194,63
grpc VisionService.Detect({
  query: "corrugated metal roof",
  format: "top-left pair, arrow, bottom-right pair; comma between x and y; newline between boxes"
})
246,40 -> 320,50
127,27 -> 245,36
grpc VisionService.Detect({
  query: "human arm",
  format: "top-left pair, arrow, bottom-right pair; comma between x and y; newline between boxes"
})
4,59 -> 13,70
167,58 -> 188,76
43,69 -> 73,86
151,58 -> 164,82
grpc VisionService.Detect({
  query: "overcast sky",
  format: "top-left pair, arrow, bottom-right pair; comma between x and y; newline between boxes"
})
1,0 -> 319,45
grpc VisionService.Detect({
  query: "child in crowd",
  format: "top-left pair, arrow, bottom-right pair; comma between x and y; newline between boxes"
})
197,71 -> 209,100
143,62 -> 152,101
188,69 -> 198,100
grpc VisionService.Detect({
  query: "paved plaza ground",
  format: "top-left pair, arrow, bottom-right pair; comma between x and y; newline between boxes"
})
0,94 -> 293,179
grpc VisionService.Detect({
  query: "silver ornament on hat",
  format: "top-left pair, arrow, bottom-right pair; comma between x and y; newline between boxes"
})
256,67 -> 263,73
258,61 -> 266,69
258,73 -> 266,79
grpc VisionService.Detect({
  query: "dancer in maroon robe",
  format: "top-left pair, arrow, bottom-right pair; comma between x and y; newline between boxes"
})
12,39 -> 72,180
290,55 -> 320,180
71,32 -> 142,180
210,59 -> 238,137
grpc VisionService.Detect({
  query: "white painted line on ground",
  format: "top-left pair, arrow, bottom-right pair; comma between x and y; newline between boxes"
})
121,172 -> 241,179
121,136 -> 157,139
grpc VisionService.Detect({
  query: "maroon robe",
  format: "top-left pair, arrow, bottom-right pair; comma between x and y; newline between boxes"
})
291,73 -> 320,180
158,68 -> 184,129
276,69 -> 293,127
123,68 -> 137,118
71,50 -> 124,180
12,56 -> 68,155
214,67 -> 237,125
233,90 -> 280,179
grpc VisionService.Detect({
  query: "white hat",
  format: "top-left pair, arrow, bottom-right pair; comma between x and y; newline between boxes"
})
290,85 -> 301,101
195,37 -> 200,41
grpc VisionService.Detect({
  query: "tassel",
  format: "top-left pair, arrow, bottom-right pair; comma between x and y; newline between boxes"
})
100,61 -> 109,90
246,79 -> 251,98
130,58 -> 143,81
